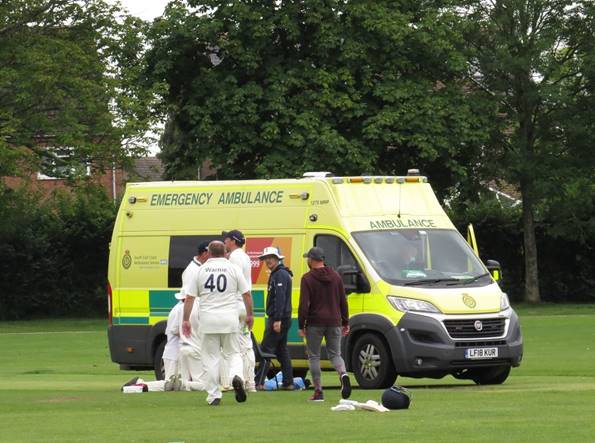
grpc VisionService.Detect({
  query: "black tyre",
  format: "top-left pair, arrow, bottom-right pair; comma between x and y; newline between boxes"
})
351,333 -> 397,389
471,365 -> 511,385
153,340 -> 166,380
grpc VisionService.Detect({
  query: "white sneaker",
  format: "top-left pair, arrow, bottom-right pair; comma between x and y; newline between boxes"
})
245,381 -> 257,393
164,375 -> 181,391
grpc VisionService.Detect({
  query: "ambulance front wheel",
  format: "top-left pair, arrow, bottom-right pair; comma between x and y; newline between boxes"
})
470,365 -> 511,385
153,340 -> 166,380
351,333 -> 397,389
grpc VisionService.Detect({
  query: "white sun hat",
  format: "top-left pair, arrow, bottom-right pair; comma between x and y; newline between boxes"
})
258,246 -> 284,260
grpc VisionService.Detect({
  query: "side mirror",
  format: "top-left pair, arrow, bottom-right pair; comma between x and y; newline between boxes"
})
485,259 -> 502,282
338,265 -> 371,294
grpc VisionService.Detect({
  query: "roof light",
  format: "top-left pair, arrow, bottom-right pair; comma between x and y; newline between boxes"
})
397,177 -> 405,184
303,172 -> 333,178
374,177 -> 383,184
349,177 -> 364,183
405,177 -> 420,183
407,168 -> 420,176
385,177 -> 395,184
363,177 -> 372,184
332,178 -> 344,184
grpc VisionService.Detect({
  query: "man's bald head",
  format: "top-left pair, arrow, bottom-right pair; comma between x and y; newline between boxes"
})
208,240 -> 226,258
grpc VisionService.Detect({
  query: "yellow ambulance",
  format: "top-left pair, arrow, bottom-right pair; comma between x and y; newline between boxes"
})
107,171 -> 523,388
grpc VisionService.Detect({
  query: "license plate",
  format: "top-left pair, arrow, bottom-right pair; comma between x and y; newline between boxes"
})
465,347 -> 498,359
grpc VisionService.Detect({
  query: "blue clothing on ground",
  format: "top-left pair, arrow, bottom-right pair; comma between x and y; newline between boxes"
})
264,371 -> 306,390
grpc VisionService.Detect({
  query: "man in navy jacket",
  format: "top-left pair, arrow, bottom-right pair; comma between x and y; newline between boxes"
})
256,246 -> 294,390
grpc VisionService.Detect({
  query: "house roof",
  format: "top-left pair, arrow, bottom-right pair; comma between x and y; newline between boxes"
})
129,157 -> 164,182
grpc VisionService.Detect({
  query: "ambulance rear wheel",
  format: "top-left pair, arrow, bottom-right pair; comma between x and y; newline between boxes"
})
153,340 -> 166,380
351,333 -> 397,389
471,365 -> 511,385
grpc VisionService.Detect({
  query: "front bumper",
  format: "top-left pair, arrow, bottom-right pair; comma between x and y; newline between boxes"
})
388,309 -> 523,376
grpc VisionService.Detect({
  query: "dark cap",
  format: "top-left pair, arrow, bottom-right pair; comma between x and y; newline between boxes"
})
222,229 -> 245,245
197,241 -> 210,254
303,247 -> 324,261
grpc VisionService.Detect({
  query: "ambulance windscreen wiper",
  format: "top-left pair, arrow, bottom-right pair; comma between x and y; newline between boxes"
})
456,272 -> 491,285
403,278 -> 462,286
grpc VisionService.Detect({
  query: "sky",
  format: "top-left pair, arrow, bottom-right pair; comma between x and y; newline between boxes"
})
113,0 -> 171,154
118,0 -> 170,20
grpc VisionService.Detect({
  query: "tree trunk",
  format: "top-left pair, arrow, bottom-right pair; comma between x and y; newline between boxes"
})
520,178 -> 541,303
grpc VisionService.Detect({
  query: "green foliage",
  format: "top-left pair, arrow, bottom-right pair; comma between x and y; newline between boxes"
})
460,0 -> 595,301
450,198 -> 594,302
0,184 -> 115,320
0,0 -> 155,178
147,0 -> 491,197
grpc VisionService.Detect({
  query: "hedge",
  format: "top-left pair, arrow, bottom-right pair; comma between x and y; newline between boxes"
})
0,183 -> 115,320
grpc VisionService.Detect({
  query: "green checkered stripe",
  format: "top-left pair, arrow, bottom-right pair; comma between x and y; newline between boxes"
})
113,289 -> 302,342
113,289 -> 266,325
149,290 -> 179,317
252,290 -> 265,317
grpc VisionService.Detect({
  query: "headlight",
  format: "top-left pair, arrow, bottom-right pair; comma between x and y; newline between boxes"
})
500,293 -> 510,311
388,296 -> 441,313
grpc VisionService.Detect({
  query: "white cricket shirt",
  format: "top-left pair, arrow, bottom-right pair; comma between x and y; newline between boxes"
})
181,258 -> 202,297
163,301 -> 183,361
179,300 -> 201,352
193,257 -> 249,334
229,248 -> 252,291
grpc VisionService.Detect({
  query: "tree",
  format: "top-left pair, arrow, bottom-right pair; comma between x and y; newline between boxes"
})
462,0 -> 595,303
147,0 -> 490,198
0,0 -> 154,179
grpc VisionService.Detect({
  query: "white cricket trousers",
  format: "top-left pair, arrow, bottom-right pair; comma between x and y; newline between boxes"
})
179,345 -> 205,384
142,358 -> 178,391
238,331 -> 256,388
164,358 -> 178,380
143,379 -> 204,392
203,332 -> 243,403
220,332 -> 255,388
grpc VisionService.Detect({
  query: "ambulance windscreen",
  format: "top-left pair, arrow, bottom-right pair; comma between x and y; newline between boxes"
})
352,229 -> 489,287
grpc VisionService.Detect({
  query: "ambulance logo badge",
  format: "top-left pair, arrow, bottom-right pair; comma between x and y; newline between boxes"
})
122,250 -> 132,269
462,293 -> 476,308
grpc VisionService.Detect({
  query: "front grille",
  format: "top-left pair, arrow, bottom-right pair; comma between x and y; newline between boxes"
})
443,318 -> 505,339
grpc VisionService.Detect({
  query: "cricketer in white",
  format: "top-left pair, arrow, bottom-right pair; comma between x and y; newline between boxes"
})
182,241 -> 254,406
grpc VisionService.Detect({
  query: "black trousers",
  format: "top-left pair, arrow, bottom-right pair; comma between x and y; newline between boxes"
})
256,317 -> 294,386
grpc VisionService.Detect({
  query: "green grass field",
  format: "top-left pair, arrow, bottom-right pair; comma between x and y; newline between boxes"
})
1,305 -> 594,442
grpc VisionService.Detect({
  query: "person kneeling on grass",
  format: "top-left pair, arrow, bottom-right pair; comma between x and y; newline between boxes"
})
121,292 -> 204,392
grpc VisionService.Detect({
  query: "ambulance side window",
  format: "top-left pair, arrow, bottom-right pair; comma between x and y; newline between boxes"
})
314,235 -> 369,293
314,235 -> 357,270
168,235 -> 214,288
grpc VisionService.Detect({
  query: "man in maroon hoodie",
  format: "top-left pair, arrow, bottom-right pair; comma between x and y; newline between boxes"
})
298,247 -> 351,401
